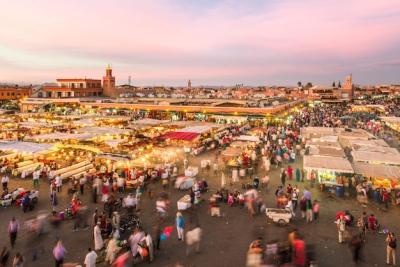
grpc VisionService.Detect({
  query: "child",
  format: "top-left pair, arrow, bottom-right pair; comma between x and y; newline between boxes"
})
312,200 -> 320,222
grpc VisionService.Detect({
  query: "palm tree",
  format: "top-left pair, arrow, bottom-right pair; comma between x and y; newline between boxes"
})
332,81 -> 336,87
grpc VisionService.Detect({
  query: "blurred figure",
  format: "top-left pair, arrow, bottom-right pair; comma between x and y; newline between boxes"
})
8,217 -> 19,248
105,236 -> 120,264
246,237 -> 263,267
349,233 -> 363,264
84,248 -> 97,267
12,252 -> 24,267
0,246 -> 9,267
53,240 -> 66,267
186,225 -> 202,256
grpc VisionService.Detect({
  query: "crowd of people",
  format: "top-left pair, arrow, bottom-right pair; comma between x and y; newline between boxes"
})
2,99 -> 400,266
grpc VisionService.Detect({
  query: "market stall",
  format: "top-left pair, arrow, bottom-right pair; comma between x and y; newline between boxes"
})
353,162 -> 400,190
303,155 -> 354,196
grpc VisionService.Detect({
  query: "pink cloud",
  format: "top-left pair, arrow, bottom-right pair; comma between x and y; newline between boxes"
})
0,0 -> 399,84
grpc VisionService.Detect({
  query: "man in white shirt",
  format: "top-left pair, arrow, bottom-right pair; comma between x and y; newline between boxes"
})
2,175 -> 9,191
117,176 -> 125,193
55,175 -> 62,192
33,170 -> 40,188
84,247 -> 97,267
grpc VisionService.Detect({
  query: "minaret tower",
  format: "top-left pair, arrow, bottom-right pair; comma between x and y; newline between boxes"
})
102,64 -> 116,97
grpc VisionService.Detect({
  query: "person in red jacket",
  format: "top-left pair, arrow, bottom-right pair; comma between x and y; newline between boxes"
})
382,189 -> 390,209
368,214 -> 377,233
292,238 -> 306,266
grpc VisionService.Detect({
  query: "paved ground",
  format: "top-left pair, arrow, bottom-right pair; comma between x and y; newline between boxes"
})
0,149 -> 398,267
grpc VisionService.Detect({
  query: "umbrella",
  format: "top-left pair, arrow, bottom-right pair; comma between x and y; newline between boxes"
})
303,190 -> 311,200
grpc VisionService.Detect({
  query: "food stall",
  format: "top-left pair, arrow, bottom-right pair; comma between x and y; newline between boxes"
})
303,155 -> 354,197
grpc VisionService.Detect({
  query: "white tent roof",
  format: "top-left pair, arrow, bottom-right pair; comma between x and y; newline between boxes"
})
29,133 -> 97,141
347,139 -> 389,148
131,119 -> 169,125
178,125 -> 214,134
78,126 -> 130,135
301,127 -> 335,137
352,151 -> 400,165
303,155 -> 354,173
19,121 -> 63,128
308,146 -> 345,158
0,141 -> 54,154
104,139 -> 127,148
353,162 -> 400,179
72,119 -> 96,127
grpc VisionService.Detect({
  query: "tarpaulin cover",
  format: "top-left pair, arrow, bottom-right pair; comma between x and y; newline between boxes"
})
161,132 -> 199,141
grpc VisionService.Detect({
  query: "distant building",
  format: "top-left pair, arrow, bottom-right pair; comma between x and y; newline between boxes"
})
0,85 -> 32,100
188,79 -> 192,89
309,75 -> 354,102
103,65 -> 116,97
36,78 -> 102,98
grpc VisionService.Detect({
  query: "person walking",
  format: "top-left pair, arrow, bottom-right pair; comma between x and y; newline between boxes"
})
93,222 -> 104,251
53,240 -> 66,267
55,175 -> 62,193
1,175 -> 9,191
186,225 -> 202,256
84,248 -> 97,267
299,197 -> 307,219
312,200 -> 320,222
32,170 -> 40,188
287,165 -> 293,180
105,236 -> 119,264
336,215 -> 346,244
291,187 -> 299,211
176,212 -> 185,241
280,169 -> 286,186
141,232 -> 154,262
50,190 -> 58,211
305,199 -> 313,223
382,189 -> 390,209
386,232 -> 397,265
8,217 -> 19,248
79,175 -> 87,195
349,233 -> 363,264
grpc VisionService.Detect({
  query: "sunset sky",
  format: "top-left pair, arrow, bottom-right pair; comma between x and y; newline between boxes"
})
1,0 -> 400,86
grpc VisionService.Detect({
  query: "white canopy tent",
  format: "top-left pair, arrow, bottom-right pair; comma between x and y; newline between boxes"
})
352,151 -> 400,165
29,133 -> 97,141
131,119 -> 170,125
0,141 -> 54,155
19,121 -> 63,128
303,155 -> 354,173
353,162 -> 400,180
78,126 -> 130,135
177,125 -> 214,134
